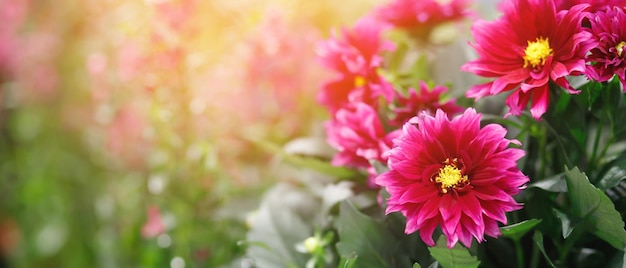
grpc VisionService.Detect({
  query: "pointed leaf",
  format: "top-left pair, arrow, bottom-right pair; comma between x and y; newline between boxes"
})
564,167 -> 626,250
500,219 -> 542,241
336,201 -> 395,268
598,158 -> 626,191
532,231 -> 557,268
338,254 -> 358,268
428,235 -> 480,268
527,173 -> 568,192
553,209 -> 574,239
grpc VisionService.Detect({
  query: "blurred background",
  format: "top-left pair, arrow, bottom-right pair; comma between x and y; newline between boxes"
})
0,0 -> 382,267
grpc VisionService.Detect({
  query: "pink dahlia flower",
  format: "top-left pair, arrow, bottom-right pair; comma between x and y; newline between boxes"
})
376,108 -> 529,248
555,0 -> 624,12
585,6 -> 626,89
317,17 -> 396,112
390,81 -> 464,126
326,102 -> 398,187
461,0 -> 594,119
375,0 -> 471,40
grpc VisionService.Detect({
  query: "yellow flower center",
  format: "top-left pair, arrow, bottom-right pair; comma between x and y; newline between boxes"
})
523,37 -> 553,68
435,158 -> 469,193
354,75 -> 366,87
616,41 -> 626,57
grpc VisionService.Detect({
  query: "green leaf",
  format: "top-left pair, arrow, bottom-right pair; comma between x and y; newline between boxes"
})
527,173 -> 568,192
245,183 -> 316,268
338,254 -> 358,268
336,201 -> 396,268
248,138 -> 357,179
413,263 -> 422,268
598,158 -> 626,191
532,231 -> 557,268
500,219 -> 542,241
553,209 -> 574,238
564,167 -> 626,250
427,235 -> 480,268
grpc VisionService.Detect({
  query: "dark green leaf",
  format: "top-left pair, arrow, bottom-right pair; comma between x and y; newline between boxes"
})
598,158 -> 626,191
500,219 -> 542,241
336,201 -> 395,268
564,167 -> 626,250
532,231 -> 557,268
553,209 -> 574,238
554,90 -> 572,113
428,235 -> 480,268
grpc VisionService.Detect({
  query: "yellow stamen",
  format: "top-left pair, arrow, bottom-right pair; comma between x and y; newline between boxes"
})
354,76 -> 366,87
435,158 -> 469,193
616,41 -> 626,57
523,37 -> 553,68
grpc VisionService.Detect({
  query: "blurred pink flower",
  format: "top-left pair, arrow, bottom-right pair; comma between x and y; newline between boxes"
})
13,32 -> 60,101
325,102 -> 398,187
317,16 -> 396,112
585,6 -> 626,89
149,0 -> 197,33
376,108 -> 528,248
375,0 -> 471,40
241,10 -> 324,113
390,81 -> 463,126
461,0 -> 593,119
116,42 -> 143,83
141,206 -> 165,238
105,105 -> 150,168
0,0 -> 28,76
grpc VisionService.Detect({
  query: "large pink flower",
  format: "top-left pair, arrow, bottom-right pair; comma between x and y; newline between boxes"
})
375,0 -> 471,40
376,108 -> 529,248
325,102 -> 398,186
555,0 -> 624,12
585,6 -> 626,89
317,16 -> 395,112
390,81 -> 464,126
461,0 -> 593,119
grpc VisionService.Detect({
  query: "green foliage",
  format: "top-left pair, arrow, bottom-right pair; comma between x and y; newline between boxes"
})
500,219 -> 542,241
427,235 -> 480,268
532,231 -> 557,268
564,167 -> 626,250
597,157 -> 626,191
335,201 -> 397,268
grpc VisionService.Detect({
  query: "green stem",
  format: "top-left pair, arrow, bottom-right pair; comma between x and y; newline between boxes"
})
514,239 -> 525,268
596,109 -> 616,167
541,119 -> 573,168
558,226 -> 584,265
589,121 -> 603,173
530,241 -> 540,268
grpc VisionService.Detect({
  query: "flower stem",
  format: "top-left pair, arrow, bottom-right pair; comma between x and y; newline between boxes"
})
589,121 -> 603,173
514,239 -> 525,268
558,225 -> 583,265
530,242 -> 540,268
541,119 -> 572,168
